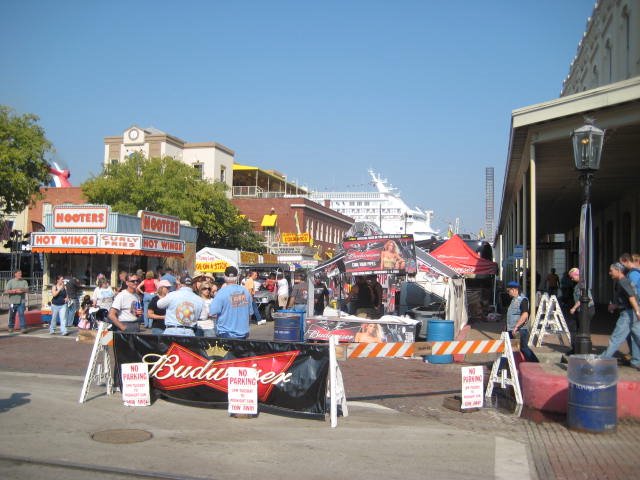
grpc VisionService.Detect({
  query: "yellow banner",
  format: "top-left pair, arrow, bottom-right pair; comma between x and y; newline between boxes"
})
281,232 -> 311,243
262,253 -> 278,263
195,260 -> 229,273
240,251 -> 259,264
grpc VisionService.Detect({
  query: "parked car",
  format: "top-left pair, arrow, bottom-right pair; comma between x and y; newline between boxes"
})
239,264 -> 293,321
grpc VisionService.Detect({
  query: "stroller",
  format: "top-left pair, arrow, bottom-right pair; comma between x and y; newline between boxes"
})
79,307 -> 110,330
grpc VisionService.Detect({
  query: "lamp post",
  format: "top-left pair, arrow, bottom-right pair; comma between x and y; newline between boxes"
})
571,123 -> 605,355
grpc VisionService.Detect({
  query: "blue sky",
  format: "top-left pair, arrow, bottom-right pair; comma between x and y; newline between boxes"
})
1,0 -> 595,235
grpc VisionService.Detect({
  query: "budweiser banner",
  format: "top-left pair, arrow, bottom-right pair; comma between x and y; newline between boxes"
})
343,235 -> 417,275
113,334 -> 330,419
305,317 -> 418,343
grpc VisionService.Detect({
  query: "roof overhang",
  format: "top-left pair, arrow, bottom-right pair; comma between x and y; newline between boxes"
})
498,77 -> 640,237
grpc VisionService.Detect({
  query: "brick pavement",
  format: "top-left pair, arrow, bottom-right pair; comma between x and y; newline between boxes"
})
3,319 -> 640,479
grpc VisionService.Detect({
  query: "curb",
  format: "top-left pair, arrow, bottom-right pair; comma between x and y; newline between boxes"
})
519,362 -> 640,419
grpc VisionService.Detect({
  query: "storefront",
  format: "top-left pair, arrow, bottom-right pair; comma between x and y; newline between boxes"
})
31,205 -> 197,300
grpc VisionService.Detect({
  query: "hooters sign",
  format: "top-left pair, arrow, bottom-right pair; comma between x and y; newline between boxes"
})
113,334 -> 330,418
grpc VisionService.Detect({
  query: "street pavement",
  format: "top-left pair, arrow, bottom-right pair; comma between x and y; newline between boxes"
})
0,316 -> 639,479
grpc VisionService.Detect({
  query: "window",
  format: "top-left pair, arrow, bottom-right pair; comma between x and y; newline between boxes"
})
220,166 -> 226,183
194,163 -> 203,179
110,159 -> 118,165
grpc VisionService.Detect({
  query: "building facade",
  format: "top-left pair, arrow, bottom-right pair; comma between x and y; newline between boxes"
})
496,0 -> 640,307
231,197 -> 353,263
103,126 -> 235,196
562,0 -> 640,95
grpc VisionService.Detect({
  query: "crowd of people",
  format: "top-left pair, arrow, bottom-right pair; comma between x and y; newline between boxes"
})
504,251 -> 640,369
23,265 -> 334,340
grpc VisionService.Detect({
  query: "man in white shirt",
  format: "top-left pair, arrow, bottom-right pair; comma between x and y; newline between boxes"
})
109,274 -> 142,332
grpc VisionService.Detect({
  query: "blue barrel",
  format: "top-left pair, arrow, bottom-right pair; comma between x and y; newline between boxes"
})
426,319 -> 454,364
273,310 -> 305,342
567,355 -> 618,433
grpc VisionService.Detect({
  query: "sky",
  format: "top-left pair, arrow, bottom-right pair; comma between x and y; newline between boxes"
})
0,0 -> 596,236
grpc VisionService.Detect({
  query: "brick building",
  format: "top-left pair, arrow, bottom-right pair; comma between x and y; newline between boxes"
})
231,197 -> 352,262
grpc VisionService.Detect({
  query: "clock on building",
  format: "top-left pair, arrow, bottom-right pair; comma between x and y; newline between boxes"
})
128,129 -> 139,141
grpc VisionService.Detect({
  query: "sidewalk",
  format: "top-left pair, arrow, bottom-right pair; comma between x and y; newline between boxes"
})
2,314 -> 640,479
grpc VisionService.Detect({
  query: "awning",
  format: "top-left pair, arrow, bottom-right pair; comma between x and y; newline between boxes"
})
261,214 -> 278,227
31,247 -> 183,258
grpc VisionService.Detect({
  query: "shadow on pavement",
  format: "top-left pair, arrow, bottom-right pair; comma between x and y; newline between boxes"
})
0,393 -> 31,413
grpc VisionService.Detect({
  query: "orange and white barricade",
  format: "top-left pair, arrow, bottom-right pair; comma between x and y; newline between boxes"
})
331,331 -> 523,419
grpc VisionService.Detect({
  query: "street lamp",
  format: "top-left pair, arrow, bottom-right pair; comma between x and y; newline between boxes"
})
571,122 -> 605,354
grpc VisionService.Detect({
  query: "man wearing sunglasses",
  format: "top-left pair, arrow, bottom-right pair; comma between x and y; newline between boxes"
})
109,274 -> 143,332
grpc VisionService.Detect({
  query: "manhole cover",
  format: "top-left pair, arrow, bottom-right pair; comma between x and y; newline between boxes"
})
91,429 -> 153,444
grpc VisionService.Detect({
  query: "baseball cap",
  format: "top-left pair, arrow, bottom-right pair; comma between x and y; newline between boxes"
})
224,266 -> 238,278
157,279 -> 171,288
506,281 -> 520,289
179,274 -> 193,286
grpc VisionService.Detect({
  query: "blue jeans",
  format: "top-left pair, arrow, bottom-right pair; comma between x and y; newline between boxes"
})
151,327 -> 164,335
600,309 -> 640,368
8,303 -> 26,330
251,300 -> 262,322
142,293 -> 155,328
216,331 -> 248,339
62,299 -> 79,327
508,328 -> 538,362
49,304 -> 67,335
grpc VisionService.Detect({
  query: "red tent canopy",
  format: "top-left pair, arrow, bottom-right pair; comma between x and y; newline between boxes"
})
430,235 -> 498,276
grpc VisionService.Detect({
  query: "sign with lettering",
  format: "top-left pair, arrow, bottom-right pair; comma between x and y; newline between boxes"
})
98,233 -> 141,250
195,260 -> 230,272
142,237 -> 185,254
281,232 -> 311,244
53,206 -> 109,229
140,211 -> 180,238
240,251 -> 259,264
31,233 -> 98,248
227,367 -> 258,415
121,362 -> 151,407
343,234 -> 417,275
113,334 -> 331,419
461,366 -> 484,409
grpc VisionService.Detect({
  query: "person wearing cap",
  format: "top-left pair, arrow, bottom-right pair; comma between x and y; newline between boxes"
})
157,274 -> 204,336
505,280 -> 538,362
209,266 -> 252,339
567,267 -> 595,356
600,263 -> 640,369
148,279 -> 171,334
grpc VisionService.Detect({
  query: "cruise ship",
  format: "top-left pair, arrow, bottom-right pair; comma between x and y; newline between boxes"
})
309,170 -> 438,241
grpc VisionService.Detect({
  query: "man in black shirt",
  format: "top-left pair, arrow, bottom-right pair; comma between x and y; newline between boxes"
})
148,280 -> 170,334
600,262 -> 640,369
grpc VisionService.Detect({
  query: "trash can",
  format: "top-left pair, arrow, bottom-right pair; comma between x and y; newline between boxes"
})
273,310 -> 305,342
409,306 -> 444,340
567,355 -> 618,433
425,319 -> 454,364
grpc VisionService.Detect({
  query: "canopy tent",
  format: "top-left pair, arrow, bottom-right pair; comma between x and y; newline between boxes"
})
415,247 -> 461,279
430,234 -> 498,277
195,247 -> 238,273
